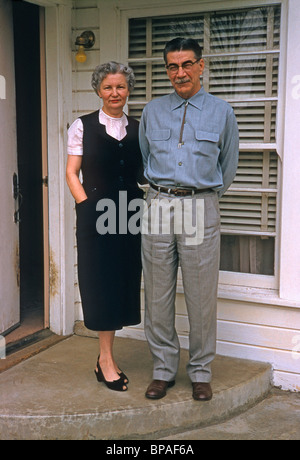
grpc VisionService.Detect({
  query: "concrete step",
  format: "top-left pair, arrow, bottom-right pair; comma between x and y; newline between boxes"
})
0,335 -> 272,440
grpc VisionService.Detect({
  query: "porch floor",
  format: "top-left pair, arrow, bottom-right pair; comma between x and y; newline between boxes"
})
0,334 -> 299,440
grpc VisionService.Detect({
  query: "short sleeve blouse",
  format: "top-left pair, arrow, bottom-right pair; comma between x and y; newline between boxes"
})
67,110 -> 128,155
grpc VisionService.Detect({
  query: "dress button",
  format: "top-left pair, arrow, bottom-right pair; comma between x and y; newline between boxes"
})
119,143 -> 123,148
120,159 -> 125,166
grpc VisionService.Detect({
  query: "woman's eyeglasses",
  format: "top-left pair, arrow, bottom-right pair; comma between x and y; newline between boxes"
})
165,59 -> 200,74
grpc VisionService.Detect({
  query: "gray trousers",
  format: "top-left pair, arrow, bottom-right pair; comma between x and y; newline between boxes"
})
142,187 -> 220,383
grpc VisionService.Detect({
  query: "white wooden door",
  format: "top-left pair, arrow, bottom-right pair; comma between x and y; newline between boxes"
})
0,0 -> 20,334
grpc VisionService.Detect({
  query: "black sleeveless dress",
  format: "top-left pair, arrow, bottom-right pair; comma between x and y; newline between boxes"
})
75,111 -> 144,331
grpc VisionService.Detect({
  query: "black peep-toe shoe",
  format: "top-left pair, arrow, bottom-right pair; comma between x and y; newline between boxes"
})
118,371 -> 129,384
94,357 -> 128,392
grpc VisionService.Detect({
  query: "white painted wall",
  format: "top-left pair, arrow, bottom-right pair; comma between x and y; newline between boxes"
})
71,0 -> 300,391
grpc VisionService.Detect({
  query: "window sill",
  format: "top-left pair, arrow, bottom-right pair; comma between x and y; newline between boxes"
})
142,275 -> 300,309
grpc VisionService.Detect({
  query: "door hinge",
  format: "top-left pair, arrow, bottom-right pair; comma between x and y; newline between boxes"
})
42,176 -> 48,187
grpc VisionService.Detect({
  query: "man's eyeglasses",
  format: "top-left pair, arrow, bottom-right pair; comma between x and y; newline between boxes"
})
165,59 -> 200,74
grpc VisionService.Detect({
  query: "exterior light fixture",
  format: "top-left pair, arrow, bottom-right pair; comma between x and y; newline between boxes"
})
75,31 -> 95,63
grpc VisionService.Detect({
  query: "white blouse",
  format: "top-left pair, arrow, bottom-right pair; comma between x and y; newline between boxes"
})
67,110 -> 128,156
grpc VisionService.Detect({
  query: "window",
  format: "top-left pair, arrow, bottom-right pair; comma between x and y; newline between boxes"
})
128,5 -> 281,279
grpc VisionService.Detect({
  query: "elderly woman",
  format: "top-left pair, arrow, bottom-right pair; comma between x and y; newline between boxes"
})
66,62 -> 144,392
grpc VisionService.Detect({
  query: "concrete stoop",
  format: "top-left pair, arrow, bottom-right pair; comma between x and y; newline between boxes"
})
0,335 -> 272,440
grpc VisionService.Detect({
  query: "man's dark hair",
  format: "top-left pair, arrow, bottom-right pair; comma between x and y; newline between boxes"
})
163,37 -> 203,64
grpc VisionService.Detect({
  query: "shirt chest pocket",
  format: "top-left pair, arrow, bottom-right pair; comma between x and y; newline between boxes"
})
150,129 -> 171,141
195,130 -> 220,156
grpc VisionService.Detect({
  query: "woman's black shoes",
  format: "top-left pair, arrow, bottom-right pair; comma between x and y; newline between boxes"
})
94,356 -> 128,392
118,371 -> 129,384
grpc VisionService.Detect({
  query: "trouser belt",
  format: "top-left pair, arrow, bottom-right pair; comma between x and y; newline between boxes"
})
150,183 -> 212,197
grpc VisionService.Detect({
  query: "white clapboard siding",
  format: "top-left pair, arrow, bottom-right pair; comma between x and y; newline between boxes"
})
217,320 -> 298,352
72,70 -> 93,92
72,92 -> 99,113
218,299 -> 300,330
217,341 -> 299,378
72,2 -> 100,119
72,3 -> 99,30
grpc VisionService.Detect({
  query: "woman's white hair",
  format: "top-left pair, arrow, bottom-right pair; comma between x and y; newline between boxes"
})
91,61 -> 135,95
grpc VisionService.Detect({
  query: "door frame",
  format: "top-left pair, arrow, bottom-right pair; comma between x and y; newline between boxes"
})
27,0 -> 74,335
39,7 -> 49,328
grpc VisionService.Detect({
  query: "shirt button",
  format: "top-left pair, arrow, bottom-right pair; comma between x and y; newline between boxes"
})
120,160 -> 125,166
178,162 -> 182,166
119,143 -> 123,148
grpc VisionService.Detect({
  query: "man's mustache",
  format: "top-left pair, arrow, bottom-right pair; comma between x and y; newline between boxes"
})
175,78 -> 190,84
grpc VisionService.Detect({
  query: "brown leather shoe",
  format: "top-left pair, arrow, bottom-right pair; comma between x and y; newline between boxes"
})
192,382 -> 212,401
145,379 -> 175,400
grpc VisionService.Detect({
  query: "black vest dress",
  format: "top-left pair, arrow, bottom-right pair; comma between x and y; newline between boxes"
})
75,110 -> 143,331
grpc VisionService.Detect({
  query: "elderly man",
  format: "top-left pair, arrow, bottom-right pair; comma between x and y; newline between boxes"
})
139,37 -> 239,401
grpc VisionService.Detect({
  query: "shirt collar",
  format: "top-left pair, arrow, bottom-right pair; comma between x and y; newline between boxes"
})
170,87 -> 206,111
99,109 -> 128,125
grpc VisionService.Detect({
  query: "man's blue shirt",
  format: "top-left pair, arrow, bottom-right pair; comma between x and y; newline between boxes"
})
139,87 -> 239,197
